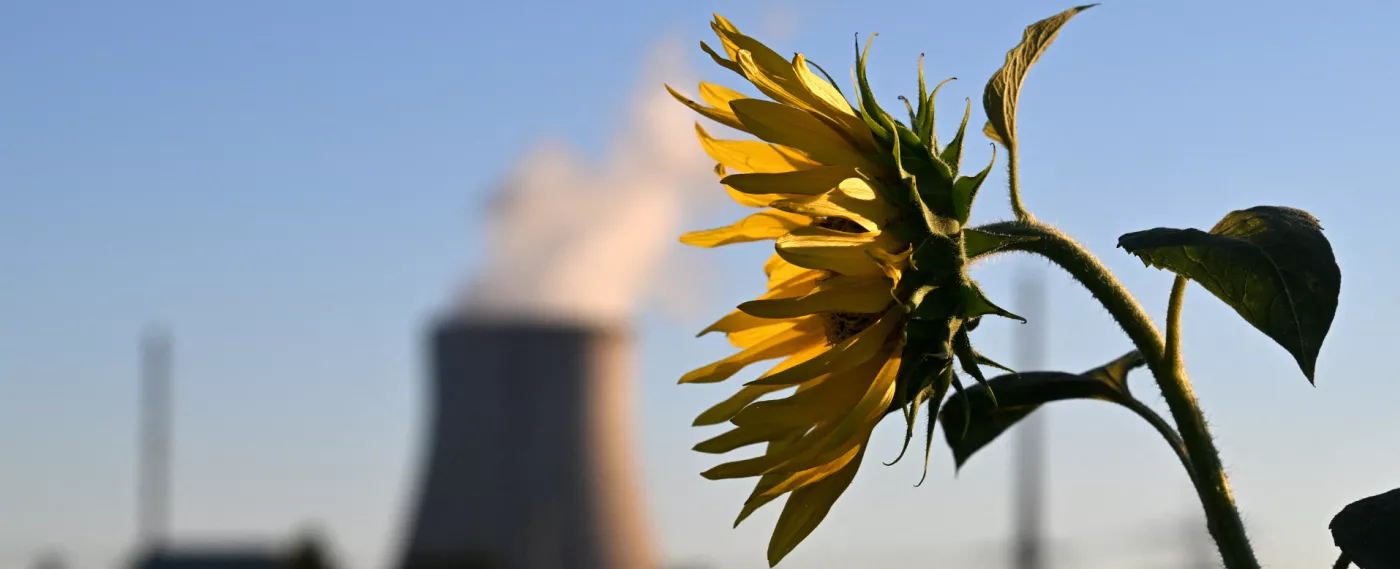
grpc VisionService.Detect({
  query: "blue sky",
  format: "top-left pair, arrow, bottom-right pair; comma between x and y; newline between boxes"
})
3,1 -> 1399,568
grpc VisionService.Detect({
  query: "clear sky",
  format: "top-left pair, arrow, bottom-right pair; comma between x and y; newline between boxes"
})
4,1 -> 1399,568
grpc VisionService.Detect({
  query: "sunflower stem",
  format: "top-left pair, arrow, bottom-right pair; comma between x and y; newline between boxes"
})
1006,147 -> 1033,221
979,220 -> 1260,569
1333,553 -> 1352,569
1162,275 -> 1258,569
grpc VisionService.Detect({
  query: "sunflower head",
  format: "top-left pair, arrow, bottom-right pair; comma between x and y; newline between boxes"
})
671,14 -> 1026,566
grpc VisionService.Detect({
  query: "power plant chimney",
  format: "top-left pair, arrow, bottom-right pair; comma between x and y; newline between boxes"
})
1012,271 -> 1048,569
138,326 -> 173,549
396,315 -> 654,569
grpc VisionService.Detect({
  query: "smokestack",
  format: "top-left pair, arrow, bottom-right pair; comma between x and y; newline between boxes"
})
397,317 -> 653,569
396,39 -> 706,569
138,326 -> 172,549
1013,271 -> 1047,569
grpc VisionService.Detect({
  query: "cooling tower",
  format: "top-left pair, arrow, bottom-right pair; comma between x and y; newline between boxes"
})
397,316 -> 654,569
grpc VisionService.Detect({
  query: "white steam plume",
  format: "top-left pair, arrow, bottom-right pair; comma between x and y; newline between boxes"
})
460,39 -> 716,325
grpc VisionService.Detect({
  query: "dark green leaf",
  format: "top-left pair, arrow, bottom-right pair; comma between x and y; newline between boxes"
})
1118,205 -> 1341,382
982,5 -> 1095,151
1331,487 -> 1400,569
911,232 -> 961,274
959,282 -> 1026,322
938,351 -> 1143,468
964,226 -> 1039,260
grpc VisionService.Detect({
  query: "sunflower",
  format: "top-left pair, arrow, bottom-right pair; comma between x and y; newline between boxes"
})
671,14 -> 1027,566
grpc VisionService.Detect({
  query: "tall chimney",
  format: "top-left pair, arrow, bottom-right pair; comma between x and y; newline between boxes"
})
1013,272 -> 1047,569
397,316 -> 654,569
138,326 -> 172,548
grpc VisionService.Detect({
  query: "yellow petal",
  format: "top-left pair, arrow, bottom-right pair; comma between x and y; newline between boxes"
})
715,162 -> 786,208
721,166 -> 859,197
725,320 -> 797,349
763,253 -> 809,285
756,439 -> 864,501
733,441 -> 860,527
791,53 -> 877,148
868,245 -> 912,284
776,226 -> 902,276
694,423 -> 800,454
733,345 -> 888,428
729,95 -> 875,171
694,383 -> 789,426
710,23 -> 809,108
758,342 -> 829,380
700,81 -> 747,111
735,473 -> 787,526
765,348 -> 900,476
702,452 -> 788,480
766,446 -> 866,566
726,184 -> 778,208
790,53 -> 855,118
710,14 -> 744,58
692,343 -> 828,426
679,320 -> 822,384
739,275 -> 894,318
699,271 -> 823,335
701,39 -> 742,73
706,15 -> 872,149
680,210 -> 810,248
747,306 -> 902,386
697,123 -> 818,174
768,180 -> 896,232
667,84 -> 746,131
700,310 -> 773,338
727,280 -> 825,348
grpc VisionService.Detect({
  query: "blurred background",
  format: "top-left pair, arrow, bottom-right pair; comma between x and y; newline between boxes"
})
3,1 -> 1398,568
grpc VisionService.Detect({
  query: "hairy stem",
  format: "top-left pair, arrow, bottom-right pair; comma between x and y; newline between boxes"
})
1006,147 -> 1033,221
1332,553 -> 1351,569
980,220 -> 1259,569
1165,276 -> 1188,372
1162,275 -> 1257,569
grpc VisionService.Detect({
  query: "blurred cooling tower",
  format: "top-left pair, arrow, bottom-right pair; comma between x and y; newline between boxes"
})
396,316 -> 654,569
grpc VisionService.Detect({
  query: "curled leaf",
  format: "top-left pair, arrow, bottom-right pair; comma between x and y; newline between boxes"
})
982,4 -> 1095,152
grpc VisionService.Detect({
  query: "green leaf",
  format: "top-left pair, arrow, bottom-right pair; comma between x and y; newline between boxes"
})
959,282 -> 1026,322
900,96 -> 919,133
1118,205 -> 1341,383
855,34 -> 893,143
922,77 -> 957,149
910,232 -> 961,273
938,98 -> 972,171
938,351 -> 1143,468
964,226 -> 1038,260
1330,487 -> 1400,569
982,4 -> 1095,151
914,54 -> 929,134
950,145 -> 995,225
